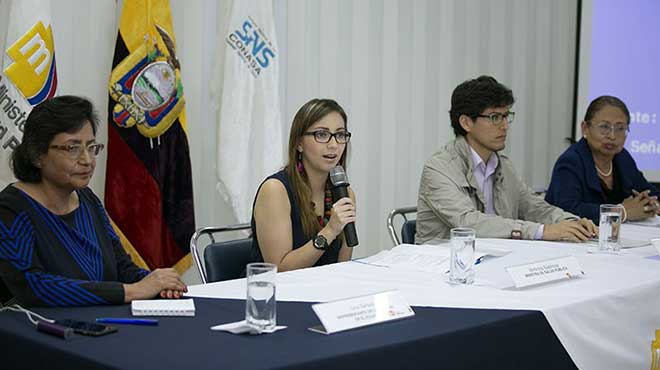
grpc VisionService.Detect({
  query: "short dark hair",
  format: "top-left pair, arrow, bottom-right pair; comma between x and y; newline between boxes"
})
584,95 -> 630,124
11,95 -> 100,182
449,75 -> 515,136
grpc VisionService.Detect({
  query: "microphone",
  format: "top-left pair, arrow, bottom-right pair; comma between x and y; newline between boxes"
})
329,166 -> 359,247
37,320 -> 73,339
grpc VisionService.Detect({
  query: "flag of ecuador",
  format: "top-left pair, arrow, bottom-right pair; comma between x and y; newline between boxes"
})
106,0 -> 195,272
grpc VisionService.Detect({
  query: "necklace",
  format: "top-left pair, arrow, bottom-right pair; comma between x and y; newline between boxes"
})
595,162 -> 613,177
311,186 -> 333,227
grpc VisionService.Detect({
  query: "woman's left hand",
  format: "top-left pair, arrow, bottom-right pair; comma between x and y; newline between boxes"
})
325,197 -> 357,239
632,190 -> 660,216
159,289 -> 183,299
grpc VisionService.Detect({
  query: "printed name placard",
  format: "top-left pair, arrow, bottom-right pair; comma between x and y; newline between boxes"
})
308,290 -> 414,335
506,256 -> 584,288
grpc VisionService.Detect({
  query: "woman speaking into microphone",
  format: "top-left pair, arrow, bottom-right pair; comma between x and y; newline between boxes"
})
248,99 -> 357,272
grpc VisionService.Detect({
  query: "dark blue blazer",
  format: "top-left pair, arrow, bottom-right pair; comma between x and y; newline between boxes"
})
545,138 -> 659,223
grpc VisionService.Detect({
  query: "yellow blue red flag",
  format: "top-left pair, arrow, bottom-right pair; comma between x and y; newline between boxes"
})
106,0 -> 195,272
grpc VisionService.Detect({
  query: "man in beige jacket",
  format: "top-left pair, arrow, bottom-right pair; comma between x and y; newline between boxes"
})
416,76 -> 597,244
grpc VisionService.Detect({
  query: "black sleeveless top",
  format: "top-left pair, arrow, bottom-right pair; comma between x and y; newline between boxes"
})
249,170 -> 341,266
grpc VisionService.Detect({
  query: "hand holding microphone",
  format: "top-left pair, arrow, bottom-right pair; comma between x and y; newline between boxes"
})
329,166 -> 359,247
326,197 -> 356,238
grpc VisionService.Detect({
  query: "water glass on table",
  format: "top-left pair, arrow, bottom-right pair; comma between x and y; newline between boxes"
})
246,263 -> 277,333
599,204 -> 622,251
448,228 -> 476,285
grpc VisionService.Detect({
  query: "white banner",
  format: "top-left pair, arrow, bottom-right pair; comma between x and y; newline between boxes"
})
0,0 -> 58,187
213,0 -> 284,223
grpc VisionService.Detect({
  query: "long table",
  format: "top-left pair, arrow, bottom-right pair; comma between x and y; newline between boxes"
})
0,297 -> 576,370
2,224 -> 659,369
188,223 -> 660,370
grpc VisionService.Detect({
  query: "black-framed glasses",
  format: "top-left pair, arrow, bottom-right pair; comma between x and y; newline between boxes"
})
588,121 -> 629,136
50,143 -> 105,159
303,130 -> 352,144
476,111 -> 515,126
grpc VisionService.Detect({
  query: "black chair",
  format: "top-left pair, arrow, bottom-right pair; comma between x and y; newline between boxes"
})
386,206 -> 417,246
190,224 -> 252,284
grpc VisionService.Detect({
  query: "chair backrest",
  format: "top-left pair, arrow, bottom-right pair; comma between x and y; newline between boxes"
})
386,206 -> 417,246
400,220 -> 417,245
204,238 -> 252,283
190,224 -> 252,284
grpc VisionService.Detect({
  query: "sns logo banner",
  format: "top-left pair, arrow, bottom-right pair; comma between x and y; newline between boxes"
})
4,21 -> 57,105
226,17 -> 276,78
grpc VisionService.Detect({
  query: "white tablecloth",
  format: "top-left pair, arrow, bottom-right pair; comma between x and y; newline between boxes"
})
187,223 -> 660,370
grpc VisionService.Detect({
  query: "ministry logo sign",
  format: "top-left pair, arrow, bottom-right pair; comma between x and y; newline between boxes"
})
3,20 -> 57,106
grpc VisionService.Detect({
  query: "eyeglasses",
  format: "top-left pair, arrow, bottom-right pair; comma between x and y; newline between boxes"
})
303,130 -> 352,144
49,143 -> 105,159
589,121 -> 629,136
476,111 -> 515,126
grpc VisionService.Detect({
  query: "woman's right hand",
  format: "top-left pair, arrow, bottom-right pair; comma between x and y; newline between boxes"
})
124,268 -> 187,302
325,197 -> 356,239
622,190 -> 657,221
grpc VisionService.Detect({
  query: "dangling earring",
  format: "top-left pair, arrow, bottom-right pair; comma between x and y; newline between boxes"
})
296,151 -> 304,173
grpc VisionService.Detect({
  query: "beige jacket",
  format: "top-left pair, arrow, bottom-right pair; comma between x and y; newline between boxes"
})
416,136 -> 576,244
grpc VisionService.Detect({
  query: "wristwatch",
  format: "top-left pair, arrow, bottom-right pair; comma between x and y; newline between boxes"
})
312,234 -> 329,250
510,221 -> 523,240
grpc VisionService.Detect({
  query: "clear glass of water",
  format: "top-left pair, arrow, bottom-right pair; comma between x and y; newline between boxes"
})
448,228 -> 476,284
599,204 -> 623,251
245,262 -> 277,332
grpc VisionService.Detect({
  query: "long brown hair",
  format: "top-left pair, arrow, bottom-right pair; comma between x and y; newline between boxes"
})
285,99 -> 348,238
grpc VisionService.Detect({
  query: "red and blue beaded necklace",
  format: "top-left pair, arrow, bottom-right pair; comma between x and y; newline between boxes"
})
313,186 -> 333,227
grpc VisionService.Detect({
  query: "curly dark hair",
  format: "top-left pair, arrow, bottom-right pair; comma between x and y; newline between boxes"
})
11,95 -> 99,182
449,75 -> 515,136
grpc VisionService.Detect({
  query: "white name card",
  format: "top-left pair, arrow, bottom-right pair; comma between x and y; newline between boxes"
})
309,290 -> 415,335
506,256 -> 584,289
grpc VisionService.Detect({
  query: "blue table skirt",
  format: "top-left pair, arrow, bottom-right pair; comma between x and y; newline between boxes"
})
0,297 -> 576,370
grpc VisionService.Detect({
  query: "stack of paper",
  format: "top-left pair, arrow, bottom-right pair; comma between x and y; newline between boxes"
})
131,299 -> 196,317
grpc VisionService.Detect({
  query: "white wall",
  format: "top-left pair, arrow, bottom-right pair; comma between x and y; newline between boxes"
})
274,0 -> 578,258
0,0 -> 578,283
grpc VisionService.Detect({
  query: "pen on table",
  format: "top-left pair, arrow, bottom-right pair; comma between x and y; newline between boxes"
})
96,318 -> 159,326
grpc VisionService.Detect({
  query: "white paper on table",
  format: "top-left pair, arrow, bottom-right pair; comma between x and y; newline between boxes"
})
357,244 -> 451,273
472,239 -> 576,289
357,243 -> 511,274
627,216 -> 660,227
621,223 -> 660,244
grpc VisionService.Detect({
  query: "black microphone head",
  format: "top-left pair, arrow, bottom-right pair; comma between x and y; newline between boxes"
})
330,166 -> 349,186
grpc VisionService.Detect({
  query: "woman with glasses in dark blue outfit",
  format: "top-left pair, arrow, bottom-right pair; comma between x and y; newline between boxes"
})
545,96 -> 660,224
249,99 -> 357,272
0,96 -> 187,307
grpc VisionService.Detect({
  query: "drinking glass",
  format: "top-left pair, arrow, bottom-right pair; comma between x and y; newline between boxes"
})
448,228 -> 476,284
245,263 -> 277,332
599,204 -> 622,251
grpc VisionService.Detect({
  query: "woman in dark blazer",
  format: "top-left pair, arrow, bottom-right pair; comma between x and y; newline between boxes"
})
545,96 -> 660,224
